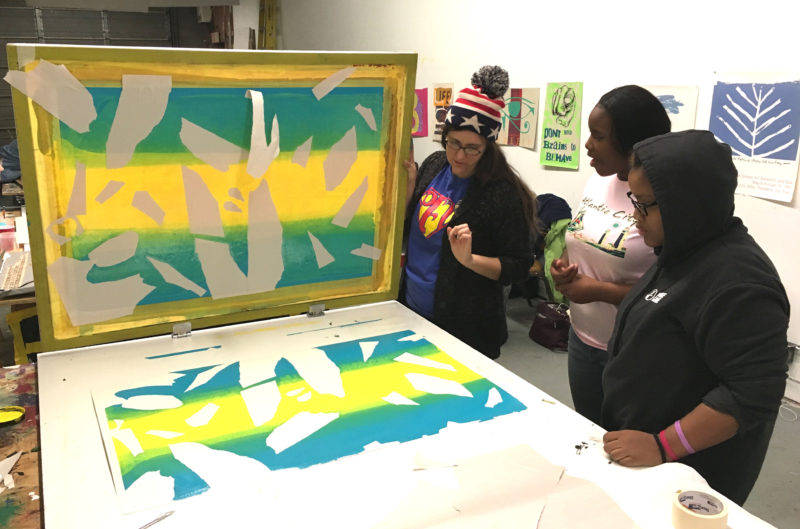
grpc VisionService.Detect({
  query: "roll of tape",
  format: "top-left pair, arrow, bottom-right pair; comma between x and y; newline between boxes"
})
672,490 -> 728,529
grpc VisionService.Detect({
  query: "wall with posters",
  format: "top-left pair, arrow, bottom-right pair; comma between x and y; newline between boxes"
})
261,0 -> 800,362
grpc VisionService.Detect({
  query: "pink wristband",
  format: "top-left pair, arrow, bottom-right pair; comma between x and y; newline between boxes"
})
674,420 -> 696,454
659,429 -> 679,461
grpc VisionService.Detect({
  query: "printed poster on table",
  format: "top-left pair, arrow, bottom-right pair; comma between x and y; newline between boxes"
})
644,85 -> 699,132
432,83 -> 453,142
540,82 -> 582,169
708,74 -> 800,202
498,87 -> 540,149
411,88 -> 428,137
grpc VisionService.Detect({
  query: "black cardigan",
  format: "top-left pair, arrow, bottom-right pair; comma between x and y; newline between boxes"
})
401,151 -> 533,357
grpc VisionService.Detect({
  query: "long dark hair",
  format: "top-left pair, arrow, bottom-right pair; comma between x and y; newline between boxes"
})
440,123 -> 539,234
597,85 -> 671,156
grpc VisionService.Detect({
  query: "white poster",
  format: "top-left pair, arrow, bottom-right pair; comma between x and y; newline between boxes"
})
645,85 -> 698,132
708,74 -> 800,203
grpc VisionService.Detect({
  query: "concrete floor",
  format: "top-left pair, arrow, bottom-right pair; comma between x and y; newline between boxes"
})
501,295 -> 800,529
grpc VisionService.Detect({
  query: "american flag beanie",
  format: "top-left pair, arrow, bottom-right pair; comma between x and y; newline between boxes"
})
445,65 -> 509,142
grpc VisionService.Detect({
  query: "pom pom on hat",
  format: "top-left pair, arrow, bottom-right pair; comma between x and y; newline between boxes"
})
446,65 -> 509,141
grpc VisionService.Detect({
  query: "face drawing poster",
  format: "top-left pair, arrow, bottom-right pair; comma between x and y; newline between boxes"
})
92,329 -> 526,511
708,76 -> 800,202
432,83 -> 453,142
498,87 -> 540,149
411,88 -> 428,138
645,85 -> 699,132
540,82 -> 582,169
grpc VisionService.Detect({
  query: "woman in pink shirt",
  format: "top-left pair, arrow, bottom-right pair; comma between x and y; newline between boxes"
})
550,86 -> 671,424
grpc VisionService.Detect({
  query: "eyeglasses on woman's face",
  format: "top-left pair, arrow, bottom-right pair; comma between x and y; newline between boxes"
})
445,139 -> 483,157
626,190 -> 658,216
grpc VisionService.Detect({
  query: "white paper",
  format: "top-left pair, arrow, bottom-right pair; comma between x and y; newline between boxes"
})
312,67 -> 356,100
4,59 -> 96,132
266,411 -> 339,454
323,126 -> 357,191
351,243 -> 382,260
185,402 -> 220,427
147,257 -> 207,297
88,231 -> 138,267
106,75 -> 172,169
331,175 -> 368,228
292,136 -> 313,167
394,352 -> 456,372
405,372 -> 473,398
308,231 -> 335,268
180,118 -> 245,172
241,381 -> 281,427
355,103 -> 377,131
245,90 -> 280,178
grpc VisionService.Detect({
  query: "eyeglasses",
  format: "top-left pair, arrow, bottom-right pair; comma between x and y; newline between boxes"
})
627,191 -> 658,216
445,139 -> 483,157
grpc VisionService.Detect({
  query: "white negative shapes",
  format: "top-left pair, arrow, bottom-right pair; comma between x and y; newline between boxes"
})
266,411 -> 339,454
405,373 -> 473,398
245,90 -> 280,178
355,104 -> 377,131
292,136 -> 313,167
351,243 -> 382,260
95,180 -> 124,204
283,348 -> 345,398
147,257 -> 207,297
106,75 -> 172,169
132,190 -> 166,226
241,380 -> 281,427
308,232 -> 335,268
88,231 -> 138,267
185,402 -> 220,427
332,175 -> 368,228
323,126 -> 357,191
179,118 -> 246,172
312,67 -> 356,100
485,387 -> 503,408
3,59 -> 97,133
359,341 -> 379,362
183,165 -> 224,237
382,392 -> 419,406
715,84 -> 795,158
393,352 -> 456,372
45,162 -> 86,245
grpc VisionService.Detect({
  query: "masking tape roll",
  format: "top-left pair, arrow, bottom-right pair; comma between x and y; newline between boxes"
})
672,490 -> 728,529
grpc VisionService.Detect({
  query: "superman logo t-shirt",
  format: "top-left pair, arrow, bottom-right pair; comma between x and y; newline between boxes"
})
405,165 -> 470,318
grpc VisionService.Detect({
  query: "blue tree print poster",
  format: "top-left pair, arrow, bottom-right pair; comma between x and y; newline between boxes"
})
709,79 -> 800,202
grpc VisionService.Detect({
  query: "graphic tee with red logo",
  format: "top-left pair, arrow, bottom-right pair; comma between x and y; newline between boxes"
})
405,165 -> 471,318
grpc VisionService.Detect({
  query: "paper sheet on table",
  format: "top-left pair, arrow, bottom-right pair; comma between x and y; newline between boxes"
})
374,444 -> 564,529
538,474 -> 638,529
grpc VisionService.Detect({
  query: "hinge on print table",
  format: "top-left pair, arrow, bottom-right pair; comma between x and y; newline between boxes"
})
172,322 -> 192,339
308,303 -> 326,317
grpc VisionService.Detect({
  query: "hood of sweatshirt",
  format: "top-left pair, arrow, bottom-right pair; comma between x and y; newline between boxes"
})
632,130 -> 738,267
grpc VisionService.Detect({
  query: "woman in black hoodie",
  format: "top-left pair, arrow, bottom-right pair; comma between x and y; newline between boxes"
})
601,130 -> 789,505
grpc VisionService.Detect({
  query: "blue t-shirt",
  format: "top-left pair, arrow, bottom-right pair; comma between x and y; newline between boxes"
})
405,165 -> 471,318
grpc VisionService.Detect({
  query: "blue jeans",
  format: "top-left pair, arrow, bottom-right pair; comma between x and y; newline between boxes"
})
567,327 -> 608,425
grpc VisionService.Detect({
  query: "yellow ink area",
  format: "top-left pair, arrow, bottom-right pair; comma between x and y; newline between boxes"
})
0,406 -> 26,426
109,349 -> 483,470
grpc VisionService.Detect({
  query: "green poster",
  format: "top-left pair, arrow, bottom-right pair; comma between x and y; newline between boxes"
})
540,82 -> 583,169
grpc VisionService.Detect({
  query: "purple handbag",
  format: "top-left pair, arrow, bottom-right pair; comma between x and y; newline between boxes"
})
529,302 -> 570,351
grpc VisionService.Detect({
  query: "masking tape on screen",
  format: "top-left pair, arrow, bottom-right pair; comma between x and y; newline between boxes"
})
672,490 -> 728,529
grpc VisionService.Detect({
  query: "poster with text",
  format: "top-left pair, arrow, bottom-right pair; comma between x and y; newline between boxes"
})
498,87 -> 540,149
540,82 -> 582,169
645,85 -> 699,131
709,75 -> 800,202
432,83 -> 453,142
411,88 -> 428,137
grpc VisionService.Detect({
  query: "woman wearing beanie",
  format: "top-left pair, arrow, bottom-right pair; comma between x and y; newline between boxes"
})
550,86 -> 671,424
401,65 -> 536,359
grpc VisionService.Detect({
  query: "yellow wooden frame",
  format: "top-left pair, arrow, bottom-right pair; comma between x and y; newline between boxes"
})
7,44 -> 416,352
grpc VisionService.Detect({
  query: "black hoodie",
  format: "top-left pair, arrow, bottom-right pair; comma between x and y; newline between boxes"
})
601,130 -> 790,505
